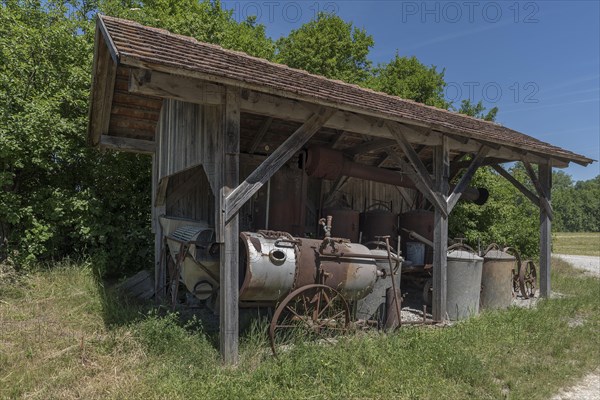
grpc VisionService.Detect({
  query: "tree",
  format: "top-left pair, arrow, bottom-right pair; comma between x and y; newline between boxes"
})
369,54 -> 448,108
275,12 -> 374,84
0,0 -> 275,275
449,165 -> 540,257
552,173 -> 600,232
457,99 -> 498,122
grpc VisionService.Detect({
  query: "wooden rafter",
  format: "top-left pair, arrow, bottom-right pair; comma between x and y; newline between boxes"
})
248,116 -> 273,154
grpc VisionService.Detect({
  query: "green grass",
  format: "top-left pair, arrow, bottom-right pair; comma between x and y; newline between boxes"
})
1,258 -> 599,399
553,232 -> 600,256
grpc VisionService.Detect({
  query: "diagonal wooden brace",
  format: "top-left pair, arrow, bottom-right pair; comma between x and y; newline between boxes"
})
225,107 -> 336,222
386,122 -> 448,217
446,145 -> 490,213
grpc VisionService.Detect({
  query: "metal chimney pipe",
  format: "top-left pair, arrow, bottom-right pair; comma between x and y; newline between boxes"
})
305,146 -> 488,205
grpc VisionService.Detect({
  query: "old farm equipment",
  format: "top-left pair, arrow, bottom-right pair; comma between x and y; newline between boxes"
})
160,215 -> 402,354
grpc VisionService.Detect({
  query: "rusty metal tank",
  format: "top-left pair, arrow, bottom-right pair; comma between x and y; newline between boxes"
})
322,208 -> 360,242
398,209 -> 434,264
481,245 -> 517,310
360,205 -> 398,249
239,230 -> 381,302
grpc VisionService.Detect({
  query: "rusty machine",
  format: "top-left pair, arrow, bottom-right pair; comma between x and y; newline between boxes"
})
160,215 -> 402,353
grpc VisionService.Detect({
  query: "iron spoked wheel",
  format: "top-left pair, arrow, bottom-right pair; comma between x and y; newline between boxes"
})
519,260 -> 537,299
269,284 -> 350,356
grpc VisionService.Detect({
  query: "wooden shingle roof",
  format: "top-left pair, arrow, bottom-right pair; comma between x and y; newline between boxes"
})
90,14 -> 593,167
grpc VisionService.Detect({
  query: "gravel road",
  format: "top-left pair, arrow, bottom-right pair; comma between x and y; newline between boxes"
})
552,254 -> 600,277
550,254 -> 599,399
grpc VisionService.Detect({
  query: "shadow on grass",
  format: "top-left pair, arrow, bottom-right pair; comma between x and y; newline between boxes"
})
90,267 -> 273,352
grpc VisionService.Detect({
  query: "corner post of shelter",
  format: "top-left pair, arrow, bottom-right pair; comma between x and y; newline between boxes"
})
432,135 -> 449,321
539,161 -> 552,298
152,152 -> 167,303
219,86 -> 241,364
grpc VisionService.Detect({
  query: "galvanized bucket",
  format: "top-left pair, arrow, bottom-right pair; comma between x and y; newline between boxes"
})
446,244 -> 483,321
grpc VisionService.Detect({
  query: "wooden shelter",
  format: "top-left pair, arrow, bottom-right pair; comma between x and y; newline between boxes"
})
87,15 -> 593,363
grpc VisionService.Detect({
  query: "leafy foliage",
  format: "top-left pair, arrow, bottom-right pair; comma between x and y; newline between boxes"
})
275,12 -> 374,84
553,173 -> 600,232
369,54 -> 448,108
449,165 -> 540,257
457,99 -> 498,122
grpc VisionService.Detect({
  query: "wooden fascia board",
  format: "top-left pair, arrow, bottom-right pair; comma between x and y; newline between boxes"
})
87,29 -> 117,147
119,58 -> 592,166
97,15 -> 120,64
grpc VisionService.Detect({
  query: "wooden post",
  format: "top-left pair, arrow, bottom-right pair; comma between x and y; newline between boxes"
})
432,136 -> 449,321
152,153 -> 166,303
219,87 -> 241,364
539,162 -> 552,298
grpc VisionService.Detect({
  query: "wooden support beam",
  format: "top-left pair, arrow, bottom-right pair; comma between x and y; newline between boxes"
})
219,86 -> 241,365
100,135 -> 156,154
446,146 -> 490,213
225,107 -> 336,222
248,117 -> 273,154
492,164 -> 540,206
432,135 -> 449,321
522,161 -> 554,220
387,122 -> 448,217
539,162 -> 552,298
151,154 -> 166,303
130,69 -> 224,105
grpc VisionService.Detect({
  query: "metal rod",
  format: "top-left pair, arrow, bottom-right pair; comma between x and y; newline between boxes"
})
385,236 -> 402,329
265,178 -> 271,230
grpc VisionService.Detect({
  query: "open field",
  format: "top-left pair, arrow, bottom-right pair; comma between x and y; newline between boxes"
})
553,232 -> 600,257
1,259 -> 599,399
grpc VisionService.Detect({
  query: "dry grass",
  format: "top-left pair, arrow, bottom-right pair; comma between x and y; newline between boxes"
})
1,258 -> 598,399
553,232 -> 600,257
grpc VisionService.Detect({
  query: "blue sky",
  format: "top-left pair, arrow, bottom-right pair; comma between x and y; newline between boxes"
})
223,0 -> 600,182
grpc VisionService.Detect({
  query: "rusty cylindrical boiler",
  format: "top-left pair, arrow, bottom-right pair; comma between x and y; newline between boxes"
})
239,231 -> 385,302
359,206 -> 398,249
305,146 -> 489,205
481,246 -> 517,310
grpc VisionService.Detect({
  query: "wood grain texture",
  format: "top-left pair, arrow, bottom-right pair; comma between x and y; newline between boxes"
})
446,145 -> 490,213
387,122 -> 448,217
432,136 -> 449,321
539,162 -> 552,298
99,135 -> 155,154
492,164 -> 540,206
219,86 -> 241,365
224,107 -> 336,222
